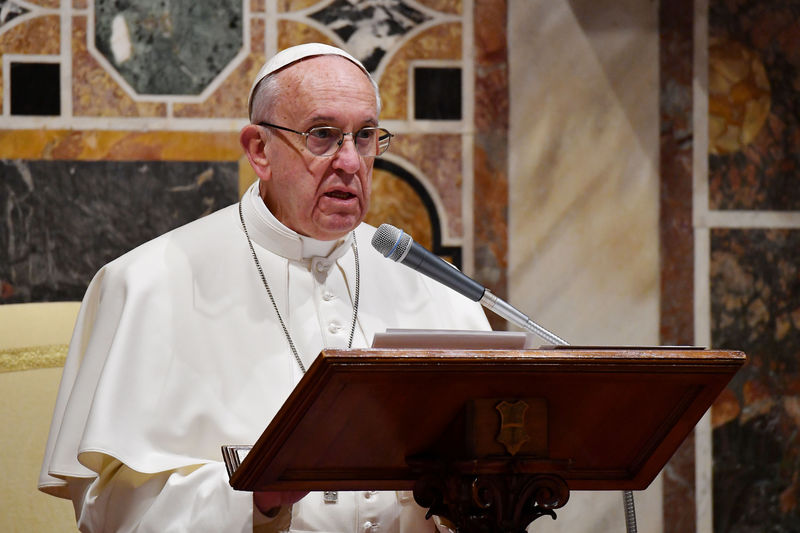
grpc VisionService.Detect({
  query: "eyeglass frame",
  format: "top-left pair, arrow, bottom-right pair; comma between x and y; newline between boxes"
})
257,121 -> 393,157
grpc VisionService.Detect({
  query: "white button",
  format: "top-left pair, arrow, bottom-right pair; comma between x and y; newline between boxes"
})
315,261 -> 330,273
363,490 -> 377,500
323,291 -> 335,301
328,322 -> 341,334
363,521 -> 379,532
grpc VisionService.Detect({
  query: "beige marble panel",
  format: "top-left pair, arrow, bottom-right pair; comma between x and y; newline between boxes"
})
509,0 -> 659,346
509,1 -> 661,532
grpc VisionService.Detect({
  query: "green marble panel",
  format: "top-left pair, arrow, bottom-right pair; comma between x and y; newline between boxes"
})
94,0 -> 243,95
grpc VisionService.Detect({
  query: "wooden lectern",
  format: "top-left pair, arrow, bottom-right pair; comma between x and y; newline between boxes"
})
228,347 -> 744,532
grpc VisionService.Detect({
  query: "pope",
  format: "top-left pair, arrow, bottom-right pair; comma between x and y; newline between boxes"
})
39,43 -> 490,532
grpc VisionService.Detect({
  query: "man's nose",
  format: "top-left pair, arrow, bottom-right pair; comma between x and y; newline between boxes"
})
333,135 -> 361,172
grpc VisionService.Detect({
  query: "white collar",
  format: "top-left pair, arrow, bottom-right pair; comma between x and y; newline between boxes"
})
240,181 -> 353,261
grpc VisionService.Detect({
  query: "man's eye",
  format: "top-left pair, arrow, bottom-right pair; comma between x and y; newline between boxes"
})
356,128 -> 375,140
309,128 -> 336,140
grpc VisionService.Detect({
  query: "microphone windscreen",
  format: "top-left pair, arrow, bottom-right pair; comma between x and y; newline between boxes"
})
371,223 -> 412,262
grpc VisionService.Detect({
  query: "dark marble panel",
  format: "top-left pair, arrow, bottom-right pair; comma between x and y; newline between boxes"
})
414,67 -> 461,120
0,160 -> 238,303
709,0 -> 800,211
711,228 -> 800,532
94,0 -> 243,95
10,62 -> 60,116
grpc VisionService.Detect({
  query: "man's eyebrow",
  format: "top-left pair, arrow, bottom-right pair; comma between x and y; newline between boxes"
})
307,115 -> 378,126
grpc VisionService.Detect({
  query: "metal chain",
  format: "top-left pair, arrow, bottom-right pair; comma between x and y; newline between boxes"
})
238,199 -> 360,375
347,235 -> 360,349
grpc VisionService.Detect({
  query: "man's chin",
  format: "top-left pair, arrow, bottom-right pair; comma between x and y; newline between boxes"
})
311,215 -> 363,241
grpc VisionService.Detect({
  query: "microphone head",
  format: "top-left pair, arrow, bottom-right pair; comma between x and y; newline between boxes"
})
371,223 -> 412,262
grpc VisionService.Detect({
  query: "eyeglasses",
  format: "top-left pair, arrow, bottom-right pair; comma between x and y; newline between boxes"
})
258,122 -> 393,157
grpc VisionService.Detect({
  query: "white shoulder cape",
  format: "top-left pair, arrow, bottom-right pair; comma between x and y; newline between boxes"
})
39,191 -> 491,499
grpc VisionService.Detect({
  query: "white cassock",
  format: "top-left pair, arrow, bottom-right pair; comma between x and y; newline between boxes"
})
39,182 -> 491,532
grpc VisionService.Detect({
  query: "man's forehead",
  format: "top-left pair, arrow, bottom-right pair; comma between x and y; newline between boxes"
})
248,42 -> 369,119
274,61 -> 378,124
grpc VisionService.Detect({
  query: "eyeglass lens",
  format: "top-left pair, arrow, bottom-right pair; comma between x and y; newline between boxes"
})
307,127 -> 391,157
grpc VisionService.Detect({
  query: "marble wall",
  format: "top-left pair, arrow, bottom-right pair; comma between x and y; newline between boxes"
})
0,0 -> 503,306
706,1 -> 800,531
511,1 -> 800,532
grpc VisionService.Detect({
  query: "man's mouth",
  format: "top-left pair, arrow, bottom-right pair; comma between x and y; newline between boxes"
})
325,190 -> 355,200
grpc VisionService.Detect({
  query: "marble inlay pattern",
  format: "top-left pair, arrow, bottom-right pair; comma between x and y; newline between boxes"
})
709,1 -> 800,211
389,134 -> 462,237
0,14 -> 60,114
277,0 -> 460,15
711,228 -> 800,532
379,22 -> 461,119
72,16 -> 166,117
309,0 -> 431,72
0,14 -> 59,53
94,0 -> 243,95
365,167 -> 433,250
416,0 -> 461,14
277,19 -> 335,51
277,0 -> 319,11
27,0 -> 58,7
0,1 -> 29,29
0,14 -> 59,54
0,160 -> 238,303
0,0 -> 487,328
0,130 -> 241,161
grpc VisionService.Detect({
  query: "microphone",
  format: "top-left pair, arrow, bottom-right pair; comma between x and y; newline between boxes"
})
370,223 -> 485,301
371,223 -> 567,345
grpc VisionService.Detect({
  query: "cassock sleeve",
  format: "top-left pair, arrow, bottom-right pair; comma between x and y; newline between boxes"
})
74,460 -> 254,533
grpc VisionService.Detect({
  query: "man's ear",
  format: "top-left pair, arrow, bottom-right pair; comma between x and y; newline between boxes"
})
240,124 -> 271,181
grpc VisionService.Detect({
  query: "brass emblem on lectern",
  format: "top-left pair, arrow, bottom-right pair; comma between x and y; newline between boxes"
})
495,400 -> 530,456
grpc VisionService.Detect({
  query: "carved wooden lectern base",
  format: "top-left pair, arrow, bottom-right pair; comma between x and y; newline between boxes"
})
408,395 -> 567,532
413,470 -> 570,533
